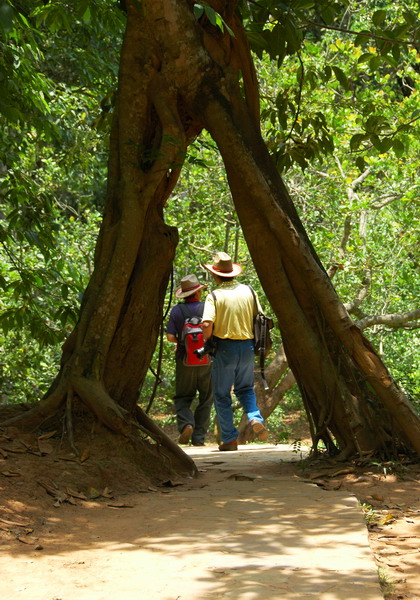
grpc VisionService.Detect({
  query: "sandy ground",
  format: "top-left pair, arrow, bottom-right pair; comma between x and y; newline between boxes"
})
1,439 -> 419,600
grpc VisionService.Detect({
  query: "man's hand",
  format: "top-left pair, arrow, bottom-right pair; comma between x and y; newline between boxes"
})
202,321 -> 213,341
167,333 -> 177,343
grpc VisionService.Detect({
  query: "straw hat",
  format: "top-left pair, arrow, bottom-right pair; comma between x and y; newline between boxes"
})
175,274 -> 207,299
203,252 -> 242,277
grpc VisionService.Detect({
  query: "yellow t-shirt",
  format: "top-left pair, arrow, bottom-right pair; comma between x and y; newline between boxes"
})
202,281 -> 262,340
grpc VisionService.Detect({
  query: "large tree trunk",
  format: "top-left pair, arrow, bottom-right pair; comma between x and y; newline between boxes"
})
3,0 -> 419,474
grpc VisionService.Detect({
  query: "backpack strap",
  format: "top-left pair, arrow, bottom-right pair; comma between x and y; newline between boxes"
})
178,302 -> 205,319
247,285 -> 269,391
178,303 -> 191,320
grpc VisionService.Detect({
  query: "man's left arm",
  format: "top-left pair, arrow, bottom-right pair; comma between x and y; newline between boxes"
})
202,293 -> 216,340
202,321 -> 213,341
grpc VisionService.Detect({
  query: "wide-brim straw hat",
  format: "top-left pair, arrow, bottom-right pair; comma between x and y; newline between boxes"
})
203,252 -> 243,277
175,274 -> 207,299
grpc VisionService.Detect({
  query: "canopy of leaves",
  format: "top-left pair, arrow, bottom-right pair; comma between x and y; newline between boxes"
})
0,0 -> 418,408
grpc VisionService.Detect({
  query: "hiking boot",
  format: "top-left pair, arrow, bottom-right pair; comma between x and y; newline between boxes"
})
178,424 -> 193,444
218,440 -> 238,451
250,419 -> 269,442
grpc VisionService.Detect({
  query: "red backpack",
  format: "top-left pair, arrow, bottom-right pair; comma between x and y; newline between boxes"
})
179,304 -> 209,366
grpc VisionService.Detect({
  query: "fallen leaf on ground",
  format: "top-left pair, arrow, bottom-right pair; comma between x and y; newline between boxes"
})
107,502 -> 134,508
371,494 -> 384,502
86,487 -> 101,499
66,488 -> 88,501
161,480 -> 184,487
330,467 -> 355,477
55,455 -> 78,462
79,448 -> 90,463
38,480 -> 59,495
17,536 -> 35,545
0,518 -> 31,527
38,431 -> 57,440
227,473 -> 256,481
38,440 -> 54,455
1,470 -> 21,477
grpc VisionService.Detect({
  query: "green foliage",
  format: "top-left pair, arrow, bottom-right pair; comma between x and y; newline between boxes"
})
0,0 -> 122,402
243,0 -> 420,172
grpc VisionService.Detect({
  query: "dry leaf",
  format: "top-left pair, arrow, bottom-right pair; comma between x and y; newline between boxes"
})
227,473 -> 256,481
1,470 -> 21,477
107,502 -> 134,508
330,467 -> 355,477
38,431 -> 57,440
55,455 -> 78,462
162,480 -> 184,487
66,488 -> 88,501
0,448 -> 8,458
371,494 -> 384,502
17,536 -> 35,545
38,480 -> 59,496
38,440 -> 54,455
378,513 -> 394,525
0,518 -> 30,528
79,448 -> 90,463
86,487 -> 101,499
101,487 -> 113,499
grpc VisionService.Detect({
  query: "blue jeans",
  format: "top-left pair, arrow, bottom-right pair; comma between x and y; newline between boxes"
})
212,338 -> 263,443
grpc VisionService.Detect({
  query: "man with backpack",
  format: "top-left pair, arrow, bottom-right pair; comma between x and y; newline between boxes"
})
202,252 -> 268,451
166,274 -> 213,446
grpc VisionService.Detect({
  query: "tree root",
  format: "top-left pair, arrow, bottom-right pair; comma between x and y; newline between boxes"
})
0,374 -> 197,478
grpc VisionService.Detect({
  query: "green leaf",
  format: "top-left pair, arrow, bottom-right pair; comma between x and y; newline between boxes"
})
370,134 -> 382,150
204,5 -> 217,27
392,139 -> 405,157
358,53 -> 372,64
402,11 -> 416,26
332,66 -> 349,90
369,56 -> 382,71
354,31 -> 370,47
372,10 -> 387,26
350,133 -> 366,151
355,156 -> 366,172
0,3 -> 16,35
193,4 -> 204,19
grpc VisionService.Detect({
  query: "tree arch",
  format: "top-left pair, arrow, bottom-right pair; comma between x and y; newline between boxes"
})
3,1 -> 420,477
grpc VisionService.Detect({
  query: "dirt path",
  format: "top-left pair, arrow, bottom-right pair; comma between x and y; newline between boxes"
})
0,445 -> 391,600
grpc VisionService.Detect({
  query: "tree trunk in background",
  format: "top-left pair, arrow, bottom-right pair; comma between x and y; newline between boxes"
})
238,348 -> 296,444
3,1 -> 419,471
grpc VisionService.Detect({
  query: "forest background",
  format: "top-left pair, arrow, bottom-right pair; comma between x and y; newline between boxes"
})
0,0 -> 419,443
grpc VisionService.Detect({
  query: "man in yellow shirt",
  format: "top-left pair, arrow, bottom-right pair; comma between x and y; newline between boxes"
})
202,252 -> 268,451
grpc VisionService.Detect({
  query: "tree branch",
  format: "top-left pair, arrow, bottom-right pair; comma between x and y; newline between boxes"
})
302,20 -> 413,46
356,308 -> 420,330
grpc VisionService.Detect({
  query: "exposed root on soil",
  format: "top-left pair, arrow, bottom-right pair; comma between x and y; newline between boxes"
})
0,376 -> 198,484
